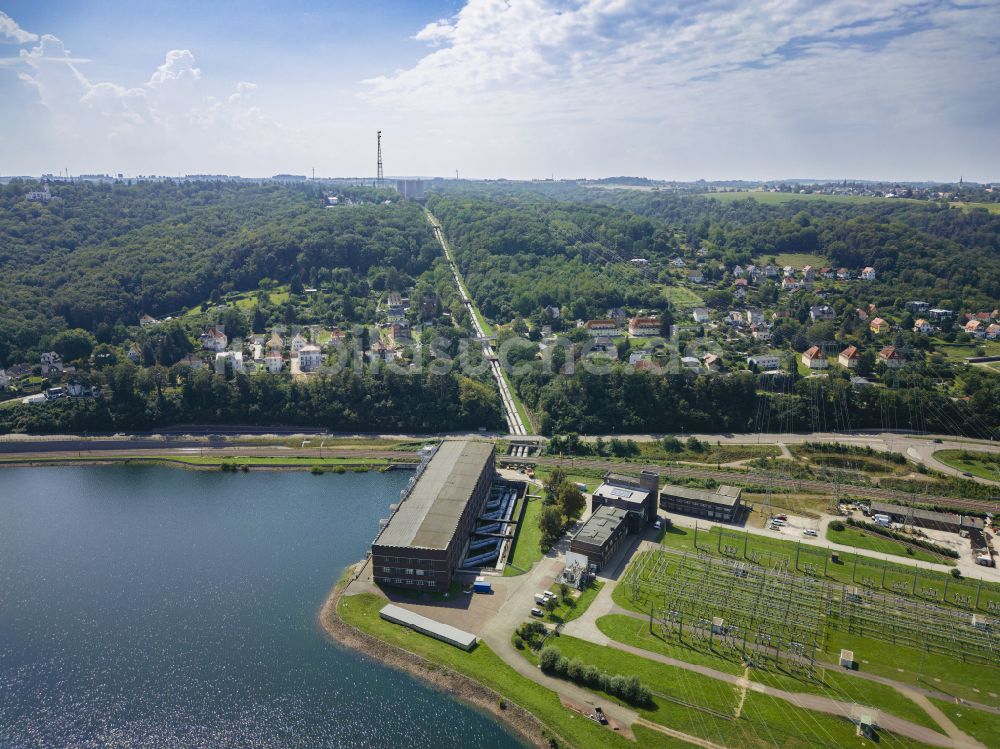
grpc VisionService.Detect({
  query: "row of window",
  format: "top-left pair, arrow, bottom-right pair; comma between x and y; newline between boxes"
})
381,567 -> 436,577
376,556 -> 444,569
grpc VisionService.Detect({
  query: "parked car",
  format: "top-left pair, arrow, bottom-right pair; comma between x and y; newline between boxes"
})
962,472 -> 973,478
530,608 -> 544,617
933,438 -> 943,444
775,514 -> 788,521
803,529 -> 818,537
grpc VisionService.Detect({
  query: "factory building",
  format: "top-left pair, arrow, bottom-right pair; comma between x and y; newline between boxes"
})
569,506 -> 630,572
590,471 -> 659,527
371,440 -> 495,592
660,484 -> 743,523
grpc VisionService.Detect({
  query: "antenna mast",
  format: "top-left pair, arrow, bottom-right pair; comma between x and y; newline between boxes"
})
376,130 -> 383,187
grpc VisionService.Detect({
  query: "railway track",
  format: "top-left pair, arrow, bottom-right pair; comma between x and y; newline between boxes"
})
505,455 -> 1000,514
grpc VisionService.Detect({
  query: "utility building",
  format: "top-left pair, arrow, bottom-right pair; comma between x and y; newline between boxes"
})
590,471 -> 659,527
371,441 -> 495,592
660,484 -> 743,523
570,506 -> 630,571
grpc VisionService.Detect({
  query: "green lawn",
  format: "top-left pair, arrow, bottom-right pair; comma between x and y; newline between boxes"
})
706,191 -> 904,208
542,634 -> 937,749
825,525 -> 951,565
927,698 -> 1000,745
595,614 -> 939,732
504,496 -> 544,575
933,450 -> 1000,482
337,592 -> 641,749
660,284 -> 705,308
541,581 -> 604,625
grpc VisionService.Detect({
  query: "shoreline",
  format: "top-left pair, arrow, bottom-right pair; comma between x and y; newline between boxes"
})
0,456 -> 415,472
318,566 -> 549,749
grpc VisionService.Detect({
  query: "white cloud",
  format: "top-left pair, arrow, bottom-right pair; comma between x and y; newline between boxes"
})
364,0 -> 1000,180
147,49 -> 202,87
0,10 -> 37,44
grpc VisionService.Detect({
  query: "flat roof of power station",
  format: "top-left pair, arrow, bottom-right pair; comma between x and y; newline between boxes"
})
374,440 -> 494,551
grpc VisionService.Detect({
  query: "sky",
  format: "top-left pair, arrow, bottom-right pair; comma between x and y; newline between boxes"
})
1,0 -> 998,182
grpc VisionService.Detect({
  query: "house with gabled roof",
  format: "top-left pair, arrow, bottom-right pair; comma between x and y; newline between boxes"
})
801,346 -> 828,369
869,317 -> 890,334
838,345 -> 860,368
878,345 -> 905,368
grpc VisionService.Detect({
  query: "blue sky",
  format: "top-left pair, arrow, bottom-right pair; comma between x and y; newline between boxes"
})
2,1 -> 998,181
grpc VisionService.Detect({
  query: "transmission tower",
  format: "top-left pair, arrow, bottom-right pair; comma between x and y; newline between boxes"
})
376,130 -> 383,187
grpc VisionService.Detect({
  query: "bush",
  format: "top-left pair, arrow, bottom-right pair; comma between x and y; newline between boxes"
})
829,520 -> 846,531
538,646 -> 561,672
513,636 -> 524,650
566,658 -> 585,682
951,568 -> 962,579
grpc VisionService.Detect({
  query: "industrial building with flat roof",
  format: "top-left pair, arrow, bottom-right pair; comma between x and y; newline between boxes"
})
660,484 -> 743,523
570,506 -> 630,571
371,440 -> 495,592
591,471 -> 659,526
869,502 -> 984,534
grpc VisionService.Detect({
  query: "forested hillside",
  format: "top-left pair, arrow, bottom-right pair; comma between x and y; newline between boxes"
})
0,180 -> 436,361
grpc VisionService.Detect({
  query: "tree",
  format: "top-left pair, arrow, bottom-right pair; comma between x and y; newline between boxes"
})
557,482 -> 586,519
538,646 -> 561,672
544,467 -> 567,503
51,329 -> 95,363
539,505 -> 565,545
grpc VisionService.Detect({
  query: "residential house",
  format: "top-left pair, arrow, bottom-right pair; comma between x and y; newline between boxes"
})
628,316 -> 660,336
264,352 -> 284,373
687,269 -> 704,283
214,351 -> 245,374
906,301 -> 930,313
801,266 -> 815,287
781,276 -> 798,292
836,268 -> 851,280
861,266 -> 877,281
607,308 -> 628,324
928,308 -> 953,319
670,257 -> 686,268
878,346 -> 905,368
732,264 -> 745,278
328,328 -> 347,344
0,369 -> 9,390
987,323 -> 1000,340
387,291 -> 405,320
747,354 -> 781,370
543,305 -> 561,320
298,345 -> 323,372
584,319 -> 622,337
702,353 -> 721,371
913,319 -> 934,334
783,266 -> 795,277
801,346 -> 828,369
40,351 -> 63,375
751,324 -> 772,342
26,187 -> 53,202
733,278 -> 748,298
809,305 -> 836,322
965,320 -> 985,338
629,258 -> 648,267
139,313 -> 158,327
126,343 -> 143,364
681,356 -> 701,371
726,311 -> 744,326
201,327 -> 228,351
291,332 -> 308,353
691,308 -> 710,324
588,336 -> 617,360
745,308 -> 765,326
869,317 -> 890,334
267,331 -> 284,351
764,264 -> 779,278
820,267 -> 835,279
389,320 -> 412,345
838,346 -> 861,368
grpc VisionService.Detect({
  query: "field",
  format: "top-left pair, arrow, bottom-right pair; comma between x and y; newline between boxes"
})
705,191 -> 909,208
825,524 -> 949,565
527,633 -> 937,748
934,449 -> 1000,482
932,340 -> 1000,362
764,252 -> 829,269
660,284 -> 705,308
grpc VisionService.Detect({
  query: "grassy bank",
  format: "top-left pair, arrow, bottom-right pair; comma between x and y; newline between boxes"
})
504,496 -> 544,575
933,450 -> 1000,482
825,524 -> 950,565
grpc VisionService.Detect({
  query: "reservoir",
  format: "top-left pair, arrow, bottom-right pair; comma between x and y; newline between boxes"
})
0,466 -> 521,748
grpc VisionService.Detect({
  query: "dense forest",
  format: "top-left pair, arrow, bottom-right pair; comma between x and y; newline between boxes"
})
0,180 -> 436,363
